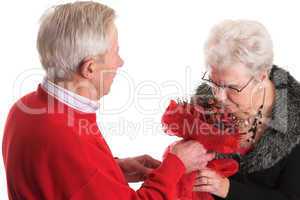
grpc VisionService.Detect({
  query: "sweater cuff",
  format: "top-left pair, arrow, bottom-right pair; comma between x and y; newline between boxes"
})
153,153 -> 186,184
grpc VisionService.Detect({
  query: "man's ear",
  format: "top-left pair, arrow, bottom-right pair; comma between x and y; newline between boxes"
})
78,58 -> 97,79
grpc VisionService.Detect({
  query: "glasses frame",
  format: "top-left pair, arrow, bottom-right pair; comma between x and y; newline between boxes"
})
201,71 -> 254,93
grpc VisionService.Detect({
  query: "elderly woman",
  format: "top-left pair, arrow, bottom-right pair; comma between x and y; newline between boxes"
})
192,20 -> 300,200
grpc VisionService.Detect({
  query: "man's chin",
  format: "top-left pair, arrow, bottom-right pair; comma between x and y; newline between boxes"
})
98,89 -> 110,99
103,87 -> 111,96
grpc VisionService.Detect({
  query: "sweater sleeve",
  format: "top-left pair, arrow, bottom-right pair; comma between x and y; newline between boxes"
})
217,144 -> 300,200
42,122 -> 186,200
71,153 -> 185,200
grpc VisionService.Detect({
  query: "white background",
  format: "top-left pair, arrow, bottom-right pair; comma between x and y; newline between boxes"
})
1,0 -> 300,198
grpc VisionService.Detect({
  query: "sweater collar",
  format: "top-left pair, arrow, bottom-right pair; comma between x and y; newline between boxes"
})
240,66 -> 300,173
41,78 -> 100,114
268,66 -> 289,134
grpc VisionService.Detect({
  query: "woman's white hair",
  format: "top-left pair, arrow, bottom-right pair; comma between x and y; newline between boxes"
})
204,20 -> 274,75
37,1 -> 115,81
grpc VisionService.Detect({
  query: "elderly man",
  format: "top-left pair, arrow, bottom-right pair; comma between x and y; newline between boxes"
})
2,1 -> 214,199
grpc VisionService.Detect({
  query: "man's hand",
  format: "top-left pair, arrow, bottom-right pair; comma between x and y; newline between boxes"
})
170,140 -> 215,173
116,155 -> 161,183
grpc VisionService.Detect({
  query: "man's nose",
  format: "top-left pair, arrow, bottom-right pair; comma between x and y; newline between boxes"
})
118,57 -> 124,68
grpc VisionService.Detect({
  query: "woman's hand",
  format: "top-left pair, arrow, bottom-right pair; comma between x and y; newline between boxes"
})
193,168 -> 230,198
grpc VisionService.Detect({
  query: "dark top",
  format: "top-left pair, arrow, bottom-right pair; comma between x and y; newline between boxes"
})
193,66 -> 300,200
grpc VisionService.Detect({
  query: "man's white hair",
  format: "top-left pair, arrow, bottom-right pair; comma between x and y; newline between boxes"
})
204,20 -> 273,75
37,1 -> 115,81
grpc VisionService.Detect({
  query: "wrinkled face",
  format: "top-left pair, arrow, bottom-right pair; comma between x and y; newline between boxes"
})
207,63 -> 262,117
92,25 -> 124,98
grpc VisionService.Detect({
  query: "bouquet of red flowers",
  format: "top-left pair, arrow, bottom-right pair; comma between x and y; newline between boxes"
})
162,99 -> 245,200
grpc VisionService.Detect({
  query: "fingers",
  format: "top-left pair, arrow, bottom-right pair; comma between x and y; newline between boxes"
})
201,153 -> 215,163
192,141 -> 207,154
170,139 -> 213,173
193,168 -> 230,198
144,155 -> 161,168
181,140 -> 207,154
193,185 -> 214,193
193,169 -> 217,193
137,155 -> 161,168
123,158 -> 154,183
140,167 -> 153,177
196,168 -> 217,179
197,153 -> 215,169
194,175 -> 216,186
126,169 -> 151,182
133,161 -> 153,176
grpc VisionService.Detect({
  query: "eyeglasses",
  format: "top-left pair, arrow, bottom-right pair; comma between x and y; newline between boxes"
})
201,71 -> 254,93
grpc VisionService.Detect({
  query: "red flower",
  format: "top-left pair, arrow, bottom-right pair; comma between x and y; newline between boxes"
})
162,100 -> 244,200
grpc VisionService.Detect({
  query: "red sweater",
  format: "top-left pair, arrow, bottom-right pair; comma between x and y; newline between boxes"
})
2,85 -> 185,200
